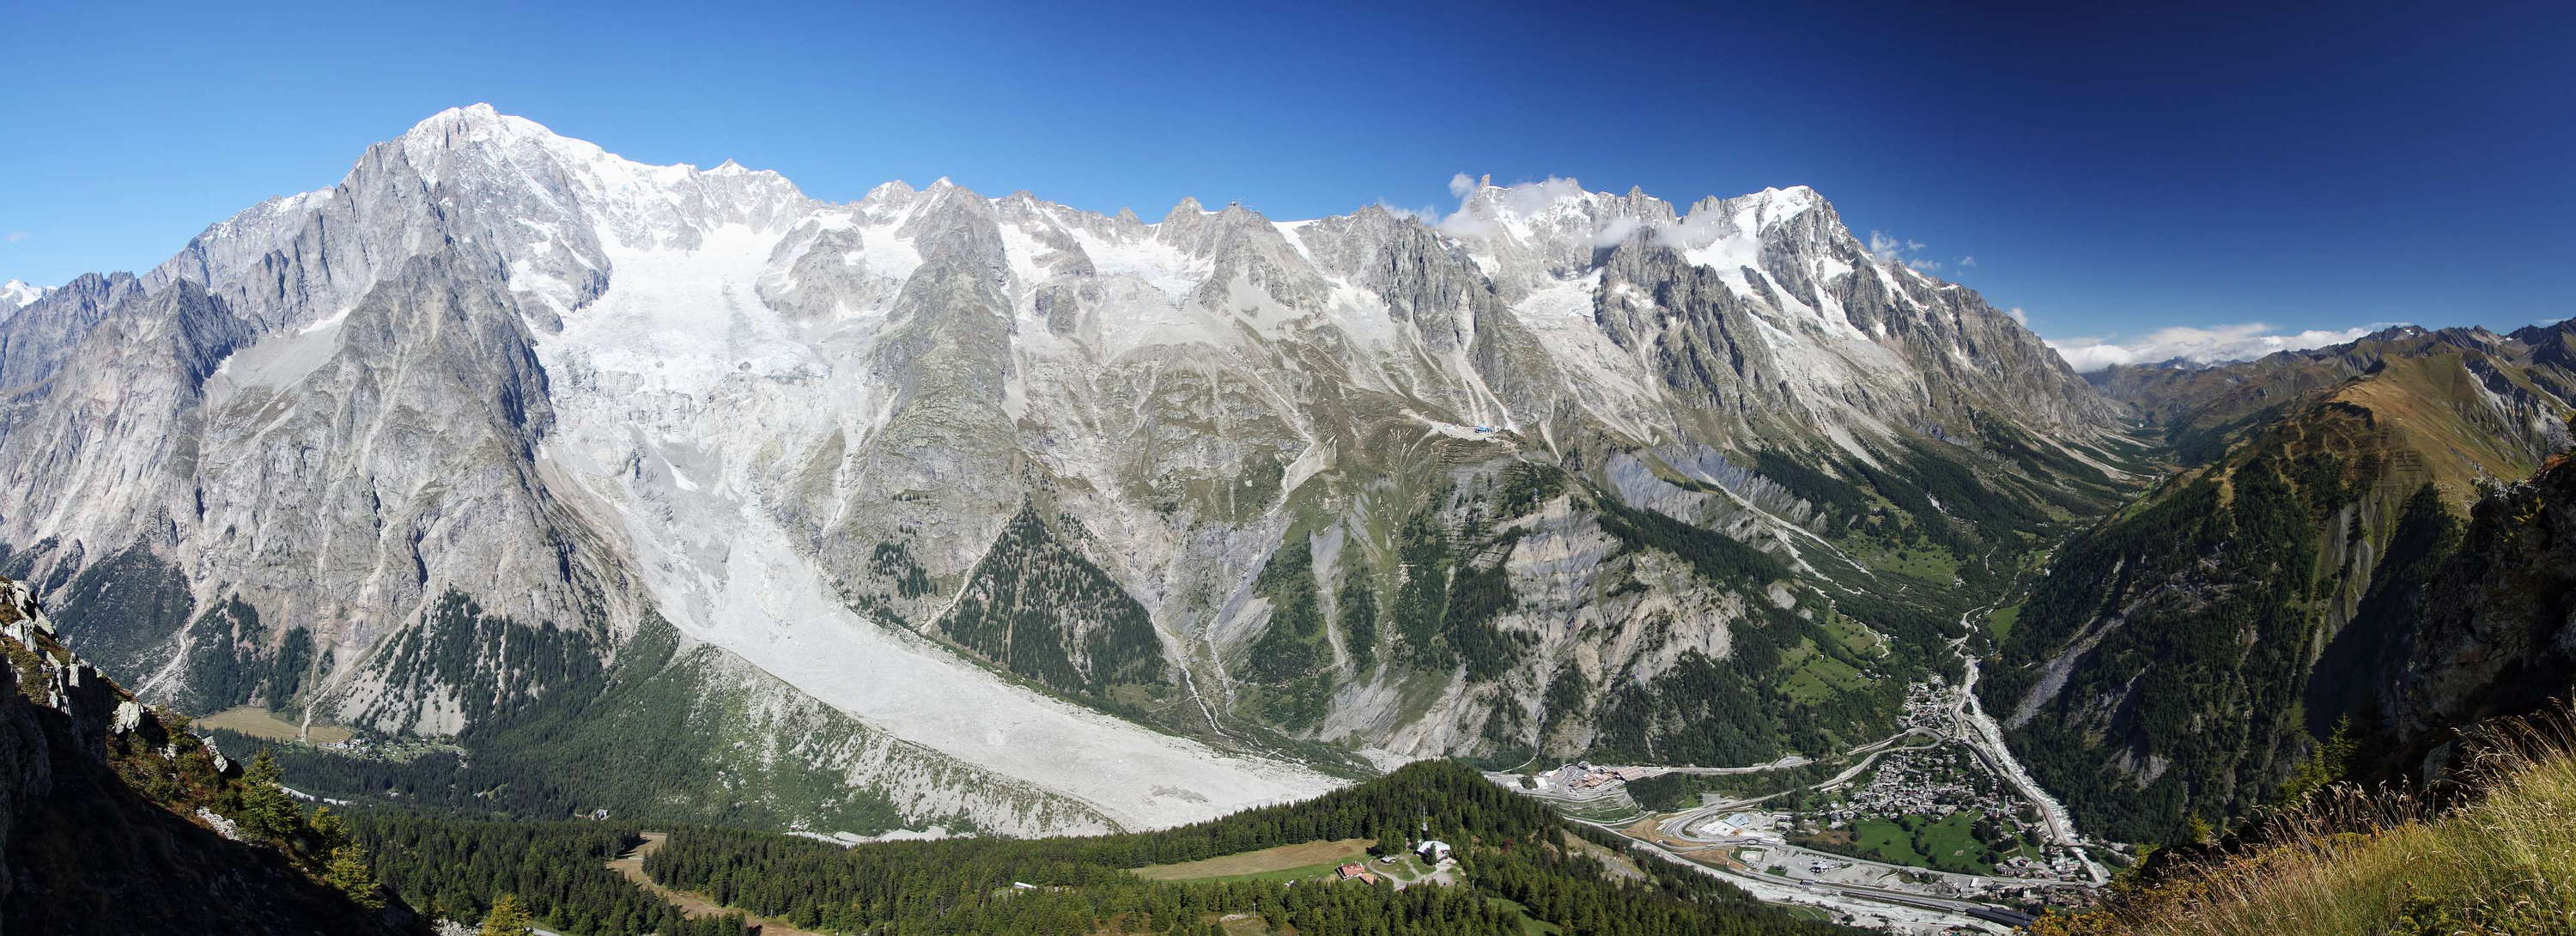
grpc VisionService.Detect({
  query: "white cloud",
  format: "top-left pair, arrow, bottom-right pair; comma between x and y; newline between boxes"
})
2045,321 -> 2403,372
1959,255 -> 1977,267
1434,174 -> 1598,242
1649,209 -> 1726,251
1589,215 -> 1643,248
3,232 -> 26,244
1375,200 -> 1444,223
2007,307 -> 2029,326
1868,231 -> 1941,271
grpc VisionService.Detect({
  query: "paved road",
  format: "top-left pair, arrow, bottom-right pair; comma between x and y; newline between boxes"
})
1607,830 -> 2016,934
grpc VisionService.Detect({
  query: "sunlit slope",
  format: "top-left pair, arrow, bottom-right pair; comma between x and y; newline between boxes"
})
1988,324 -> 2576,845
2037,710 -> 2576,936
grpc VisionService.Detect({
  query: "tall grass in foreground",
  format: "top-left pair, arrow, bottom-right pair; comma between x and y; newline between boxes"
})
2040,708 -> 2576,935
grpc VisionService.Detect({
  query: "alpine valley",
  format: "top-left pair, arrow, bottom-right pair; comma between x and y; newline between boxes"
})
6,106 -> 2574,934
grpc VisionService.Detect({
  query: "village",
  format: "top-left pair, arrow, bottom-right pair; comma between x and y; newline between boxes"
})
1699,683 -> 2095,884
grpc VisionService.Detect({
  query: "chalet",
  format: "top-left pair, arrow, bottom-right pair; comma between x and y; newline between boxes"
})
1417,840 -> 1452,863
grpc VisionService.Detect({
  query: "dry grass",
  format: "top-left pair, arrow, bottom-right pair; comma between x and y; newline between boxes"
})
1130,838 -> 1375,881
2331,355 -> 2545,499
2042,708 -> 2576,935
196,705 -> 355,744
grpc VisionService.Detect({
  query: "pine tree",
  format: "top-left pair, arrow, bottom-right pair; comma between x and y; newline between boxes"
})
310,805 -> 350,848
324,843 -> 386,909
481,893 -> 533,936
234,749 -> 301,845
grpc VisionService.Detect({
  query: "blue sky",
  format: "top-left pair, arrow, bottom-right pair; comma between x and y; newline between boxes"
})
3,0 -> 2567,363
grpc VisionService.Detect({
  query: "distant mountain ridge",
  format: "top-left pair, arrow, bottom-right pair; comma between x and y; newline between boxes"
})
0,105 -> 2131,836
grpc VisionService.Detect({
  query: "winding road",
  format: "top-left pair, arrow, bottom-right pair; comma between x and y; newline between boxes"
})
608,833 -> 827,936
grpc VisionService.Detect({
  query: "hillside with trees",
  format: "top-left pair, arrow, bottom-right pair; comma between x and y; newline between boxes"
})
639,760 -> 1864,936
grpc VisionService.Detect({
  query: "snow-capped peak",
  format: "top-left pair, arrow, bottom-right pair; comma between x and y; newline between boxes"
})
1449,175 -> 1601,225
403,102 -> 555,147
1,279 -> 45,308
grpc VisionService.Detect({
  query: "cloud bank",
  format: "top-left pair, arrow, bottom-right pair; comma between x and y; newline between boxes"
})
2046,322 -> 2402,373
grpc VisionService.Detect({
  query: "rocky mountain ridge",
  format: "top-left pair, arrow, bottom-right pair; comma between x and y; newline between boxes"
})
0,105 -> 2129,836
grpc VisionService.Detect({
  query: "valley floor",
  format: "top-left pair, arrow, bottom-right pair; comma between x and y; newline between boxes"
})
1495,673 -> 2111,933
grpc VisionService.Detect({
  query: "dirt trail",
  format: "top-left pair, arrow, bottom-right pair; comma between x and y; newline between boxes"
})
609,832 -> 829,936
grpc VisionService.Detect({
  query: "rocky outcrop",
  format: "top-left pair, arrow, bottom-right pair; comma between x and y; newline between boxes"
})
2379,454 -> 2576,773
0,578 -> 423,934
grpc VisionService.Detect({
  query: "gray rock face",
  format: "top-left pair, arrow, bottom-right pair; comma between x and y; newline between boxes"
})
2391,459 -> 2576,738
0,106 -> 2124,833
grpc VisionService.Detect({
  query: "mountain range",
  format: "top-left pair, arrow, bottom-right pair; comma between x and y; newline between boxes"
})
0,105 -> 2134,839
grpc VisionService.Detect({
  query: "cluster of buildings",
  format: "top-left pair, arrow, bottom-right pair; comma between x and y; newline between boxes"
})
1761,681 -> 2093,884
1824,744 -> 2002,822
1898,683 -> 1954,738
1817,684 -> 2010,824
1697,811 -> 1784,842
1990,853 -> 2083,880
1333,840 -> 1449,888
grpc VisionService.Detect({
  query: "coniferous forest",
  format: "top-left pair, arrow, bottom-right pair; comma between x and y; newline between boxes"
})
635,760 -> 1862,936
333,760 -> 1858,936
345,813 -> 750,936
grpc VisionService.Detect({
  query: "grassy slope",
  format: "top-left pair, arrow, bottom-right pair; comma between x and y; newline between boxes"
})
1131,838 -> 1374,881
2040,713 -> 2576,936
